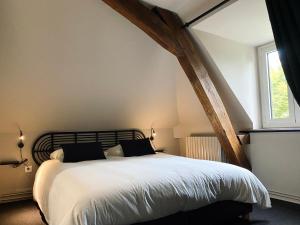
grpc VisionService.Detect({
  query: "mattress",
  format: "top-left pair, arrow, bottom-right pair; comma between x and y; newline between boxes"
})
33,153 -> 271,225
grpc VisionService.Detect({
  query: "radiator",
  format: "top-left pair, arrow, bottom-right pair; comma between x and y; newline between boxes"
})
185,136 -> 223,161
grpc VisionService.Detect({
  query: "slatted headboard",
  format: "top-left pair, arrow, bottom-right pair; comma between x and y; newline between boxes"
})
32,130 -> 146,165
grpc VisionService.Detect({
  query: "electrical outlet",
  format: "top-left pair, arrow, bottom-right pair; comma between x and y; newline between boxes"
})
25,165 -> 32,173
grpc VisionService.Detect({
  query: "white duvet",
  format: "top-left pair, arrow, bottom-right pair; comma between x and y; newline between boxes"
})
33,153 -> 271,225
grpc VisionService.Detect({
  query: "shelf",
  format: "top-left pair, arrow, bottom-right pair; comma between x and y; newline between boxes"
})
0,159 -> 28,167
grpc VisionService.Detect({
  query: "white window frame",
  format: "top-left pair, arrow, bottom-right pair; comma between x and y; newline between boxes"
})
258,42 -> 300,128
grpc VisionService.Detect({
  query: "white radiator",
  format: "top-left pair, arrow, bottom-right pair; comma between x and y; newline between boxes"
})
185,136 -> 222,161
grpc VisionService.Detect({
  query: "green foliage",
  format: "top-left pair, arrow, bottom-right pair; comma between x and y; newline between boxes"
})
269,65 -> 289,119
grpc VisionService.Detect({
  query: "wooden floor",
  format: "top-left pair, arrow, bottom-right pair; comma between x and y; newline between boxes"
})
0,200 -> 44,225
0,199 -> 299,225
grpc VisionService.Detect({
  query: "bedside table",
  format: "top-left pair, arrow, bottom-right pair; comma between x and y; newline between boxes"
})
0,159 -> 28,168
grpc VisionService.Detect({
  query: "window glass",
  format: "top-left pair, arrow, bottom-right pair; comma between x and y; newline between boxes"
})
267,51 -> 289,119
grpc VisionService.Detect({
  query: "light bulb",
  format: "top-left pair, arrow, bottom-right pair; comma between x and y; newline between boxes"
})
19,135 -> 25,141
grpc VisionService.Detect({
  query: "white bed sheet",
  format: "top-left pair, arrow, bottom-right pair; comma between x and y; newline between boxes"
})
33,153 -> 271,225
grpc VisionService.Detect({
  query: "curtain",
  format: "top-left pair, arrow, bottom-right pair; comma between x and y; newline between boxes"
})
265,0 -> 300,106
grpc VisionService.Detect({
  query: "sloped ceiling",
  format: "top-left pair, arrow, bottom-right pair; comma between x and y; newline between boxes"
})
143,0 -> 225,21
193,0 -> 273,46
0,0 -> 257,135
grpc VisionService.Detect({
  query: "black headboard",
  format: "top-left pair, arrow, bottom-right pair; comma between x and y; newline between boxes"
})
32,129 -> 146,165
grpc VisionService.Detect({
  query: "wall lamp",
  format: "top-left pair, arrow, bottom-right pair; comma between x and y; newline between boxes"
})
17,130 -> 25,149
14,129 -> 28,167
150,128 -> 156,141
0,129 -> 28,167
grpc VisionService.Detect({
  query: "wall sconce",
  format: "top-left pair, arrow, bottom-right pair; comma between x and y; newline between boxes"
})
17,130 -> 25,149
14,129 -> 28,167
150,128 -> 156,141
0,129 -> 28,167
149,128 -> 164,153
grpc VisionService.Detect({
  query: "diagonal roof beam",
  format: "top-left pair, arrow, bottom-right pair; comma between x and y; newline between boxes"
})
102,0 -> 251,169
155,7 -> 250,169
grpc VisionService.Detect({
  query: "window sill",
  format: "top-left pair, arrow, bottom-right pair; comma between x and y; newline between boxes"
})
241,128 -> 300,133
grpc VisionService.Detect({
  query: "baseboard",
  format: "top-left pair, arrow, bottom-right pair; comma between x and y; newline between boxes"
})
0,191 -> 32,204
269,190 -> 300,205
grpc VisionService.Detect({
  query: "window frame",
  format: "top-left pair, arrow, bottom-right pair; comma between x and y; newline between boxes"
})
258,42 -> 299,128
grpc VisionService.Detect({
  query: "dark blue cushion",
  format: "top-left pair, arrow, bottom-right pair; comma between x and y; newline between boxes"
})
120,138 -> 155,157
62,142 -> 105,162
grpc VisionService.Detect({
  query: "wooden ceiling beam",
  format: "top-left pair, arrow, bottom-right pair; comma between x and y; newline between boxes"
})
102,0 -> 182,56
102,0 -> 251,169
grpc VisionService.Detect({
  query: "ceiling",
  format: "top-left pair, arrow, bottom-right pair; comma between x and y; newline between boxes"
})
143,0 -> 224,21
193,0 -> 274,46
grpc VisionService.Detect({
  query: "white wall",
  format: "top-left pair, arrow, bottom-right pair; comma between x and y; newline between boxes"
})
187,28 -> 300,204
0,0 -> 180,133
2,0 -> 296,206
0,0 -> 180,199
175,30 -> 260,141
247,132 -> 300,204
196,31 -> 261,128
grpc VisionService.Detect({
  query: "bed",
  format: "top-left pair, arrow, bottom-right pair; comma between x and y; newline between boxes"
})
32,130 -> 271,225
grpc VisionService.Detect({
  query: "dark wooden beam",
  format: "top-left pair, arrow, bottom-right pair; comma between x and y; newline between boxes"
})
155,8 -> 250,169
102,0 -> 251,169
102,0 -> 182,56
237,134 -> 250,145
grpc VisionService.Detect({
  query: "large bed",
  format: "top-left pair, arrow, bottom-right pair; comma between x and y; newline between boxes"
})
32,130 -> 271,225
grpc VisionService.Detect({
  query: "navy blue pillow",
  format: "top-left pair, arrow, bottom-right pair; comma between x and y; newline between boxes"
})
120,138 -> 155,157
62,142 -> 105,162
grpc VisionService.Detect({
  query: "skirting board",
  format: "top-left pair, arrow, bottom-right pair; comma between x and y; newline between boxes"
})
0,191 -> 32,204
269,190 -> 300,205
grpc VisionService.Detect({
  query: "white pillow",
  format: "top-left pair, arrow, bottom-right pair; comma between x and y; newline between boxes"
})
104,144 -> 124,158
50,149 -> 64,161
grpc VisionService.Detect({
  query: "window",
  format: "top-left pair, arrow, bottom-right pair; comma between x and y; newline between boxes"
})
258,42 -> 300,128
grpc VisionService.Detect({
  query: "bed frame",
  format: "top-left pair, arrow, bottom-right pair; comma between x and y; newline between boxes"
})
32,129 -> 146,165
32,129 -> 252,225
